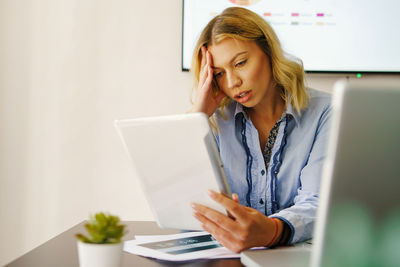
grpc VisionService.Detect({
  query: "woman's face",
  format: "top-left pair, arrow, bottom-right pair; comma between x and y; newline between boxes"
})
208,38 -> 275,108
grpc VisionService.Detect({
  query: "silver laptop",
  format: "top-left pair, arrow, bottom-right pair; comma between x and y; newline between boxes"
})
241,78 -> 400,267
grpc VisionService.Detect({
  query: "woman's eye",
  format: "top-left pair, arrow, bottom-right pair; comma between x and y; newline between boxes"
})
235,59 -> 247,67
214,72 -> 223,78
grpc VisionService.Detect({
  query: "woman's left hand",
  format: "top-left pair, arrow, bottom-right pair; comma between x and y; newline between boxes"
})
191,190 -> 282,253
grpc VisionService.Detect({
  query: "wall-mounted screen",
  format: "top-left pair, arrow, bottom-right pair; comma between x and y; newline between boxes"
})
182,0 -> 400,73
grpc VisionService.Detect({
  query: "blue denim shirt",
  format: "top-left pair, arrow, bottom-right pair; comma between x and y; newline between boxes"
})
212,89 -> 331,244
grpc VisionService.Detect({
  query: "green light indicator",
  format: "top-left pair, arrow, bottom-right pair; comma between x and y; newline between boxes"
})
356,73 -> 362,78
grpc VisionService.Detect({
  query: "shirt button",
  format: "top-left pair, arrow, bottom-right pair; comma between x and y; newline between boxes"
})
259,198 -> 264,204
261,170 -> 265,175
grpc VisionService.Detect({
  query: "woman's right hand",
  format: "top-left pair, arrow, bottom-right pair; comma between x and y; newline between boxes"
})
189,46 -> 226,117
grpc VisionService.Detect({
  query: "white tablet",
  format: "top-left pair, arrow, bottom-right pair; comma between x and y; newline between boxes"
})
115,113 -> 231,231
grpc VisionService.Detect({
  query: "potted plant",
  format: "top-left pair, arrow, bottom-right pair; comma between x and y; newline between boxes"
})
76,212 -> 127,267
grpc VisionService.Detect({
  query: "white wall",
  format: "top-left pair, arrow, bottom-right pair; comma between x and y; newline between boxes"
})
0,0 -> 193,264
0,0 -> 397,265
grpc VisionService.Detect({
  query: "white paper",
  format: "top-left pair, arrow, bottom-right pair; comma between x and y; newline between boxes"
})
123,231 -> 241,261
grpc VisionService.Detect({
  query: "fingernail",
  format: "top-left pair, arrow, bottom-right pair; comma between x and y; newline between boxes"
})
208,189 -> 216,198
191,203 -> 197,209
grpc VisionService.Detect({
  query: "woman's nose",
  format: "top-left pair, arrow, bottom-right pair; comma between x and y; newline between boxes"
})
226,71 -> 242,90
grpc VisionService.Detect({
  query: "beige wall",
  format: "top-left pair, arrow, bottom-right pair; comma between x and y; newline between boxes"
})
0,0 -> 396,265
0,0 -> 193,264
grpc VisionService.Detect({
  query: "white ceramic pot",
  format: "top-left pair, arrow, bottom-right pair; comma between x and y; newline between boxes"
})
77,241 -> 123,267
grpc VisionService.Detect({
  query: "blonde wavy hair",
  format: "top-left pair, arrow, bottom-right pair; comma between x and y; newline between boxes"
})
190,7 -> 308,115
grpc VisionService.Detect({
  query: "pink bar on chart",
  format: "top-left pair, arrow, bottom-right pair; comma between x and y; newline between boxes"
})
291,12 -> 299,16
316,13 -> 324,17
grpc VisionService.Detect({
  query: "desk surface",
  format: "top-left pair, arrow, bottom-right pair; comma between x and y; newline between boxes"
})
6,221 -> 244,267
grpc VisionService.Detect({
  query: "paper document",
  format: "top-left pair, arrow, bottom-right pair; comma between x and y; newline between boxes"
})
124,231 -> 241,261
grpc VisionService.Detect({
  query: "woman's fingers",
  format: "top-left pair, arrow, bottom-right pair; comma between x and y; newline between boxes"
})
192,47 -> 223,116
199,49 -> 210,88
200,46 -> 206,69
206,49 -> 213,66
202,50 -> 213,86
198,217 -> 244,253
207,190 -> 249,223
192,202 -> 253,253
192,191 -> 280,253
202,64 -> 213,92
192,203 -> 239,233
232,193 -> 239,203
198,65 -> 207,87
227,193 -> 239,219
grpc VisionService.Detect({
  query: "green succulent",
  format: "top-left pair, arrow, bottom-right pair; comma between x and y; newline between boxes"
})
76,212 -> 126,244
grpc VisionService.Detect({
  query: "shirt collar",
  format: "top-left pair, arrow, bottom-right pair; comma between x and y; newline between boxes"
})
233,101 -> 301,126
285,102 -> 300,126
234,102 -> 249,120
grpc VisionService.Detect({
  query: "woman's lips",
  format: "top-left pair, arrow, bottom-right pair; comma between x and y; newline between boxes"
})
234,90 -> 252,104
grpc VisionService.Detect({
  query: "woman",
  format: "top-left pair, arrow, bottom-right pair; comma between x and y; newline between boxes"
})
189,7 -> 331,252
